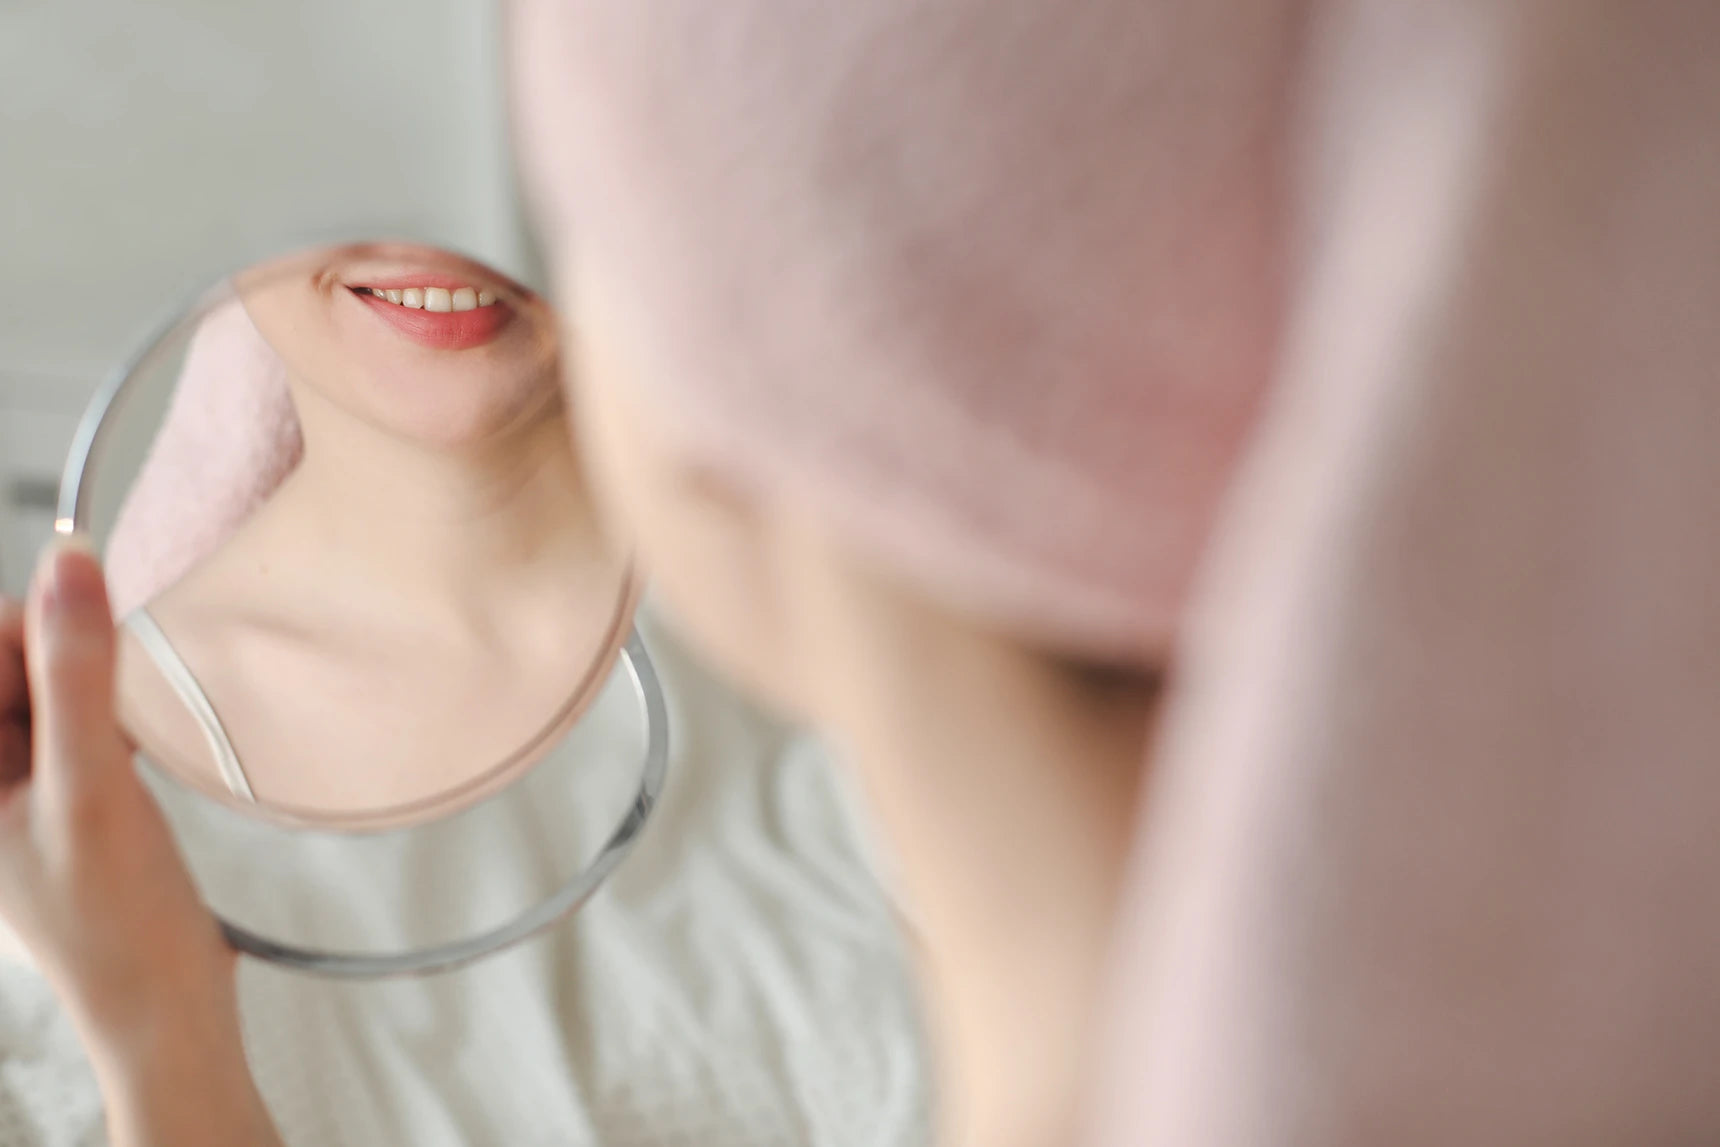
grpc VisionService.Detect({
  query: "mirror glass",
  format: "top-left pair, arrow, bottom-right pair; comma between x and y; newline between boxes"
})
60,241 -> 666,975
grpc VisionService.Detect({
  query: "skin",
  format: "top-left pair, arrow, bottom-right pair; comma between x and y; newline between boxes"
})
119,244 -> 632,817
566,312 -> 1162,1147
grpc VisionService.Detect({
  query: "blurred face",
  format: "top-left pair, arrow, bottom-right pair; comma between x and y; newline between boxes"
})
236,243 -> 561,450
563,303 -> 805,715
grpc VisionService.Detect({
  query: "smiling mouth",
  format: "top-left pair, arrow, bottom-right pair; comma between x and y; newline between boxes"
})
348,279 -> 514,350
353,284 -> 499,313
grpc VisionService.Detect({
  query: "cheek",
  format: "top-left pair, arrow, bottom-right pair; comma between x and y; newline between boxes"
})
565,336 -> 810,718
240,276 -> 342,380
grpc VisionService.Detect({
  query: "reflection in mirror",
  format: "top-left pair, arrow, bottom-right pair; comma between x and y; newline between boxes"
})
63,242 -> 662,973
106,243 -> 634,827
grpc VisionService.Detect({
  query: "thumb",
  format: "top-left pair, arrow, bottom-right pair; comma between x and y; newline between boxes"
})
24,537 -> 125,791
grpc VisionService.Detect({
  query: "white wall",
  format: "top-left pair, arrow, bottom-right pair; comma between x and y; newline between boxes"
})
0,0 -> 528,592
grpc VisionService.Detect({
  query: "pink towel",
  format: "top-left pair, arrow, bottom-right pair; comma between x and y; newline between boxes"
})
506,1 -> 1720,1142
1096,7 -> 1720,1143
507,0 -> 1290,663
105,298 -> 301,618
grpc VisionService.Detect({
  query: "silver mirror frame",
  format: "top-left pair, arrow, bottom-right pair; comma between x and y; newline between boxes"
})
55,253 -> 670,978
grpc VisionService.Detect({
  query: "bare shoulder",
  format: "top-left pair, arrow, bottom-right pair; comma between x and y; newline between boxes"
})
137,482 -> 327,658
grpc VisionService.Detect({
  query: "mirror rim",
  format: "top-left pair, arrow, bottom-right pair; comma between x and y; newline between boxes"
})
53,238 -> 671,975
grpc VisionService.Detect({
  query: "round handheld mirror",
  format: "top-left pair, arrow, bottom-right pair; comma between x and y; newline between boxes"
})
58,241 -> 667,976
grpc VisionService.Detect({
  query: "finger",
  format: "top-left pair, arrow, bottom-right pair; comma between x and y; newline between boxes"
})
0,719 -> 26,791
0,601 -> 31,812
0,598 -> 23,720
23,538 -> 125,791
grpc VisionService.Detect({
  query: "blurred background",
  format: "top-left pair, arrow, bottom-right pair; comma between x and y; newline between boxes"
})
0,0 -> 530,595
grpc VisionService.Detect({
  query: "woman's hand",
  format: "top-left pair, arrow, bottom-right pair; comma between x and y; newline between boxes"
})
0,538 -> 281,1146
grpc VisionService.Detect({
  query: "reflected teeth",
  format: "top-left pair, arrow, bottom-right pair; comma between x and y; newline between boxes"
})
361,285 -> 500,309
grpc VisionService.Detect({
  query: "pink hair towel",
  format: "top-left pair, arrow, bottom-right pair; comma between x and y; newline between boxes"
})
104,298 -> 301,617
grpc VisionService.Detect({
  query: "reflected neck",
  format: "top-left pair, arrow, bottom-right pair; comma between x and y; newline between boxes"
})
264,380 -> 616,630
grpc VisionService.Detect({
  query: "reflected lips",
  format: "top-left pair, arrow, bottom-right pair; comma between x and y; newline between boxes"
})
351,275 -> 512,350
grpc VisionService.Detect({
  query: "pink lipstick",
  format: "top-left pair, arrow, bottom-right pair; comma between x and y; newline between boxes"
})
348,275 -> 513,351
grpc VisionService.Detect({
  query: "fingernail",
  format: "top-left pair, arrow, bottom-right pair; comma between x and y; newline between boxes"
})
35,535 -> 103,619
